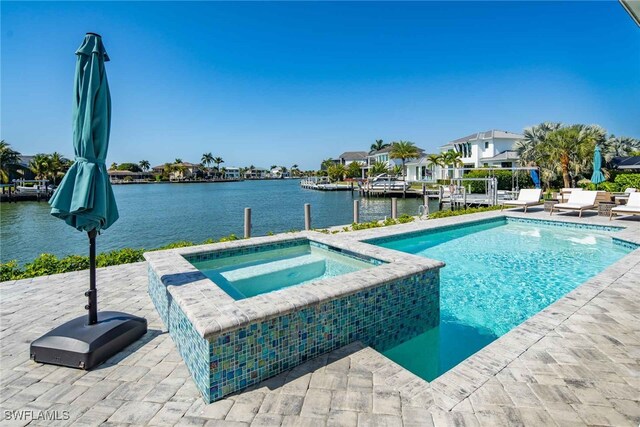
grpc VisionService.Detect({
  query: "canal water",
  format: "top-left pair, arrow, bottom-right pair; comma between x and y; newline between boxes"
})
1,179 -> 439,264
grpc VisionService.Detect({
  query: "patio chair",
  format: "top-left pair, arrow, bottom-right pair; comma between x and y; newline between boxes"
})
550,190 -> 597,217
501,189 -> 542,213
559,187 -> 583,203
610,192 -> 640,220
614,188 -> 638,204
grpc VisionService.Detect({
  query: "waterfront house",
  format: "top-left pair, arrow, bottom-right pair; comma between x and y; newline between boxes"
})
337,151 -> 368,166
405,157 -> 435,182
441,129 -> 523,168
244,167 -> 269,179
224,167 -> 241,180
10,155 -> 36,181
151,162 -> 202,181
270,167 -> 290,179
406,130 -> 524,182
108,170 -> 153,183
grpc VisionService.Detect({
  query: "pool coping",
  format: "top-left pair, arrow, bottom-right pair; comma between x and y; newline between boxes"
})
314,209 -> 640,410
144,232 -> 444,340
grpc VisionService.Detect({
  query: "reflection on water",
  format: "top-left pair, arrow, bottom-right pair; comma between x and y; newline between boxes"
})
1,179 -> 439,264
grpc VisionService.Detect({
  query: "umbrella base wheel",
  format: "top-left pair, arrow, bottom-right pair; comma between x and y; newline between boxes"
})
30,311 -> 147,370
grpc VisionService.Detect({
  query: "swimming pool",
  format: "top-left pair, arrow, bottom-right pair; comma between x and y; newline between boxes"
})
190,240 -> 378,299
372,218 -> 634,381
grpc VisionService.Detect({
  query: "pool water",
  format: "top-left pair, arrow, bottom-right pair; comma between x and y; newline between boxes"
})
376,218 -> 633,381
192,243 -> 375,300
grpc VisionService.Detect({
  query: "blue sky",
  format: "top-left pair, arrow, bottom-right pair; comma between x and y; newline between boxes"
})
2,1 -> 639,170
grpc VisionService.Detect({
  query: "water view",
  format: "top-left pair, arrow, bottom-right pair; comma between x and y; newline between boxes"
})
1,179 -> 437,264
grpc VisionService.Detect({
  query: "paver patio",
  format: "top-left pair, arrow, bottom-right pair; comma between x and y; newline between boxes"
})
1,210 -> 639,426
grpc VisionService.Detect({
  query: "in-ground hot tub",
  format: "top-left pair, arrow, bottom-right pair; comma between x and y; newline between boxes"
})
145,233 -> 442,402
190,240 -> 378,300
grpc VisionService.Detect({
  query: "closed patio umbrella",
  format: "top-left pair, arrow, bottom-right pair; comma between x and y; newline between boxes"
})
590,145 -> 606,190
31,33 -> 146,370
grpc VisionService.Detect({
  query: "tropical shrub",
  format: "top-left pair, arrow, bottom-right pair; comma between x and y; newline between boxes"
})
614,174 -> 640,191
0,233 -> 245,281
96,248 -> 145,267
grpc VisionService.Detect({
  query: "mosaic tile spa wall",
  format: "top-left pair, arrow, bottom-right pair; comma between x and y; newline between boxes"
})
149,265 -> 440,403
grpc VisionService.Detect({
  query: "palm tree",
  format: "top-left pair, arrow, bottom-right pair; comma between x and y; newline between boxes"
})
515,122 -> 562,166
541,124 -> 604,188
426,154 -> 444,167
110,162 -> 118,170
327,164 -> 347,182
48,152 -> 68,184
201,153 -> 213,178
390,141 -> 420,180
139,160 -> 151,172
603,135 -> 640,162
346,161 -> 363,179
442,150 -> 463,168
213,157 -> 224,177
29,154 -> 51,180
370,139 -> 389,153
174,158 -> 183,164
368,161 -> 388,177
321,158 -> 335,170
0,140 -> 21,183
425,153 -> 445,180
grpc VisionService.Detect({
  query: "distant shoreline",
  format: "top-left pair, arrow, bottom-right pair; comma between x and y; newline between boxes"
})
109,177 -> 299,185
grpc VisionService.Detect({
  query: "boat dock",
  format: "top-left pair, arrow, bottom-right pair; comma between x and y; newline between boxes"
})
1,180 -> 53,203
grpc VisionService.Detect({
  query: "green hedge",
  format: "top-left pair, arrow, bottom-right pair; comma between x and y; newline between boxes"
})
578,174 -> 640,192
614,174 -> 640,191
428,205 -> 502,219
1,234 -> 239,282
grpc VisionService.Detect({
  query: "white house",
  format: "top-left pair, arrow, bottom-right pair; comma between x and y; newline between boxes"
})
406,130 -> 524,182
151,162 -> 202,181
440,130 -> 523,169
337,151 -> 368,166
244,167 -> 269,180
405,157 -> 434,182
224,167 -> 240,180
270,167 -> 290,179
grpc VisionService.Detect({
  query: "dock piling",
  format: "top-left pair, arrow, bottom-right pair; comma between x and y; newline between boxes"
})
244,208 -> 251,239
353,200 -> 360,224
391,198 -> 398,219
304,203 -> 311,231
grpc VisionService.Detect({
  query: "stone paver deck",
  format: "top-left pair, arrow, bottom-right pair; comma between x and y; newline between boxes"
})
1,209 -> 639,426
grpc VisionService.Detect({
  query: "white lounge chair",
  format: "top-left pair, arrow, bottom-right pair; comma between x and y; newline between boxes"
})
614,188 -> 637,204
559,187 -> 583,203
610,192 -> 640,220
550,190 -> 597,217
501,189 -> 542,213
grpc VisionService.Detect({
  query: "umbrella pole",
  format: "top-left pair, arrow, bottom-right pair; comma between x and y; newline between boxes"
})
86,229 -> 98,325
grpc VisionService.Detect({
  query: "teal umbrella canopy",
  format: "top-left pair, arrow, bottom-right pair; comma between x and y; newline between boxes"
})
590,145 -> 606,186
50,33 -> 119,232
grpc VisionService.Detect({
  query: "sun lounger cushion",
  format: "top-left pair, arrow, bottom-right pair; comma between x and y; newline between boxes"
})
516,189 -> 542,203
554,191 -> 597,210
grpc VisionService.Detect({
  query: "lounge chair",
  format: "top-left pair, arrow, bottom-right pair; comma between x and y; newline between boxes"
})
559,187 -> 583,203
550,190 -> 597,217
501,189 -> 542,213
614,188 -> 637,204
610,192 -> 640,220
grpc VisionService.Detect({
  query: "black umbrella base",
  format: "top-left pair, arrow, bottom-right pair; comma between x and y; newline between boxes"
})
30,311 -> 147,370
